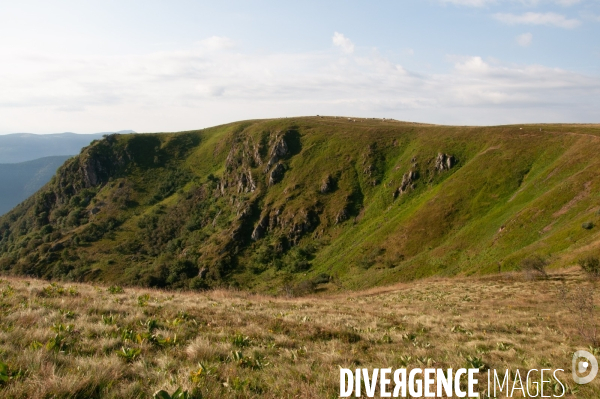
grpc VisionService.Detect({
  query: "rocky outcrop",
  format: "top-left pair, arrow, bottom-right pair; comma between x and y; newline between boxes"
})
393,170 -> 419,198
77,141 -> 127,189
81,156 -> 102,187
269,207 -> 283,229
265,133 -> 289,172
435,153 -> 456,172
251,215 -> 269,241
251,143 -> 262,167
237,170 -> 256,193
225,135 -> 264,172
268,163 -> 286,186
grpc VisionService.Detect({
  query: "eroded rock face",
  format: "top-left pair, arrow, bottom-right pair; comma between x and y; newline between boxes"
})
79,148 -> 125,189
394,170 -> 419,198
265,134 -> 289,172
82,157 -> 101,187
237,170 -> 256,193
268,163 -> 286,186
251,215 -> 269,241
435,153 -> 456,172
269,207 -> 282,229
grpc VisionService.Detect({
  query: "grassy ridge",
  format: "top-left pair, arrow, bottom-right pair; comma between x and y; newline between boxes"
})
0,117 -> 599,292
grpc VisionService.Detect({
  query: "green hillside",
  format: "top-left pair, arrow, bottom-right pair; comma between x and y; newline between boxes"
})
1,117 -> 599,293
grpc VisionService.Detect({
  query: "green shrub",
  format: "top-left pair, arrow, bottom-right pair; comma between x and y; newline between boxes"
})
188,276 -> 208,290
52,261 -> 73,278
521,255 -> 548,279
312,273 -> 331,285
231,334 -> 251,348
0,361 -> 9,385
294,280 -> 317,296
107,285 -> 124,294
153,387 -> 191,399
66,208 -> 83,227
578,256 -> 600,278
117,347 -> 141,363
0,257 -> 13,271
40,225 -> 53,235
582,222 -> 594,230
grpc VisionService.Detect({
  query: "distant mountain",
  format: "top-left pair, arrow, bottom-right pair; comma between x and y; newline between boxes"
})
0,131 -> 135,163
0,156 -> 71,215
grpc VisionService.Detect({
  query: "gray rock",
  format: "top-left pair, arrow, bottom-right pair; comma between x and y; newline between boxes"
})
268,163 -> 285,186
394,169 -> 419,198
272,136 -> 289,158
265,135 -> 289,172
435,153 -> 456,172
251,215 -> 269,240
237,170 -> 256,193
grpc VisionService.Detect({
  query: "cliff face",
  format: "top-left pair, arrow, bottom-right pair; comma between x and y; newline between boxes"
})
1,117 -> 600,293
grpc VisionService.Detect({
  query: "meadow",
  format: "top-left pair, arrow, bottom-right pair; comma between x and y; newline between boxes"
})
0,268 -> 598,398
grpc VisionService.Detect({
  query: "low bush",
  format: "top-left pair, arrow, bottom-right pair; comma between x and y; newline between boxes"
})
578,255 -> 600,278
582,221 -> 594,230
521,255 -> 548,280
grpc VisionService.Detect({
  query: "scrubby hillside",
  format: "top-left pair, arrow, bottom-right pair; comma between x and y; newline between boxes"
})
1,117 -> 599,292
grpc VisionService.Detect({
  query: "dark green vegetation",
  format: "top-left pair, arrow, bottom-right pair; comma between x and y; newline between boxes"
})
1,117 -> 599,292
0,156 -> 71,216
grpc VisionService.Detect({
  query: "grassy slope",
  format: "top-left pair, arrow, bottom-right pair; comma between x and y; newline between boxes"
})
0,271 -> 598,398
1,117 -> 600,292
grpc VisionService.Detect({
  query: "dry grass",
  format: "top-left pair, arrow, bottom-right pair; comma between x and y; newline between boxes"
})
0,269 -> 599,398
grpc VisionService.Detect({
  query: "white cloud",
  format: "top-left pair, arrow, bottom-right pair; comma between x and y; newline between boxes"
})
199,36 -> 235,51
0,37 -> 598,133
494,12 -> 581,28
332,32 -> 355,54
517,32 -> 533,46
453,56 -> 491,73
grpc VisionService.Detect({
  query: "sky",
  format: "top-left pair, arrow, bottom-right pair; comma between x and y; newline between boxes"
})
0,0 -> 599,134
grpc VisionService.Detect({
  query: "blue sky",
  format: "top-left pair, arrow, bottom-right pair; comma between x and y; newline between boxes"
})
0,0 -> 599,133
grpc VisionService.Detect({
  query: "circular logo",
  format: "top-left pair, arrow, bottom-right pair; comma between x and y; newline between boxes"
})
572,350 -> 598,385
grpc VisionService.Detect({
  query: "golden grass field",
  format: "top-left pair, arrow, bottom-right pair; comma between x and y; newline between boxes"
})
0,268 -> 599,398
